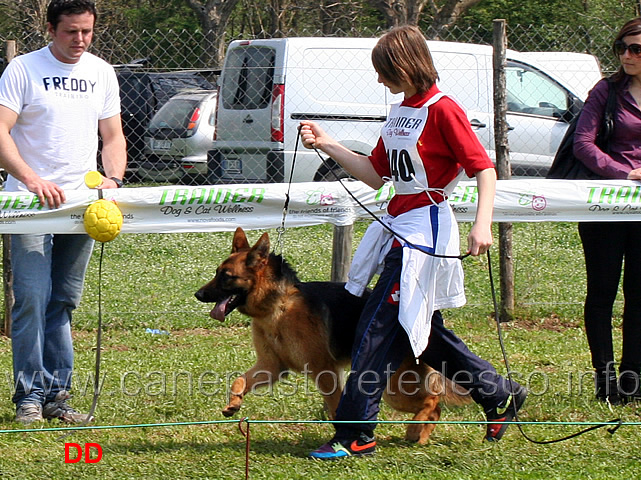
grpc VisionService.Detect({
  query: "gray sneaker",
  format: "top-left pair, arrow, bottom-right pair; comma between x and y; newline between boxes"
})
43,391 -> 94,424
15,402 -> 43,425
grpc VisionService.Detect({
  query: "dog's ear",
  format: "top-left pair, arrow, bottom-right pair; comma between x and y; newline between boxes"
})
246,232 -> 270,269
232,227 -> 250,252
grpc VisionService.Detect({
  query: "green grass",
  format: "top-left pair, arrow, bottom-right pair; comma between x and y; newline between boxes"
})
0,221 -> 636,479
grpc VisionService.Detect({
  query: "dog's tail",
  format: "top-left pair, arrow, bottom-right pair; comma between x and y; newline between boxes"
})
383,361 -> 472,413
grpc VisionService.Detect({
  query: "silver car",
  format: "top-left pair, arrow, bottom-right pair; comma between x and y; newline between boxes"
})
140,90 -> 217,183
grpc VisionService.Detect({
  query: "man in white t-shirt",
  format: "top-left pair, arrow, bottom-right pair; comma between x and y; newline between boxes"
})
0,0 -> 126,424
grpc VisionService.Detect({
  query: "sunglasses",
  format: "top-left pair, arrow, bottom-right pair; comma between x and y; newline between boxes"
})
614,40 -> 641,57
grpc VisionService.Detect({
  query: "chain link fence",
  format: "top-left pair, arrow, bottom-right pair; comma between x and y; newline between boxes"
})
1,23 -> 618,185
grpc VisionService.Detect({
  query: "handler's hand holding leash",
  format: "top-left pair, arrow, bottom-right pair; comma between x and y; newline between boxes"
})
299,121 -> 322,150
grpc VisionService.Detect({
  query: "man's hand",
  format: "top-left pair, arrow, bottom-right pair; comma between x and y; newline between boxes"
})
96,176 -> 122,190
24,176 -> 66,209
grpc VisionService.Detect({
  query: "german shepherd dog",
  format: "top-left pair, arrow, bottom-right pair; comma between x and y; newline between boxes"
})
195,227 -> 470,444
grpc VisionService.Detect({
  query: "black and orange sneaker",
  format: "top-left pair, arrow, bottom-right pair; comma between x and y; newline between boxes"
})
484,386 -> 527,442
309,432 -> 376,459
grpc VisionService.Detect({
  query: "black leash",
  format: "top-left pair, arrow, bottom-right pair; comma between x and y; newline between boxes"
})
275,128 -> 300,255
309,144 -> 469,260
486,250 -> 622,444
58,191 -> 106,440
77,241 -> 105,429
83,189 -> 107,427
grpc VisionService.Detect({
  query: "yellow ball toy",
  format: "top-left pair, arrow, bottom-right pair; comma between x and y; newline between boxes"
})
83,199 -> 123,242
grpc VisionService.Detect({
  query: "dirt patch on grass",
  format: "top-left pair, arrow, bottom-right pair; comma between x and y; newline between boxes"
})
515,314 -> 582,332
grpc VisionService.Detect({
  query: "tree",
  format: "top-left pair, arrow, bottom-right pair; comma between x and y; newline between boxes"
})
456,0 -> 633,70
184,0 -> 241,65
426,0 -> 485,37
1,0 -> 47,33
101,0 -> 198,32
367,0 -> 484,34
458,0 -> 634,30
0,0 -> 48,51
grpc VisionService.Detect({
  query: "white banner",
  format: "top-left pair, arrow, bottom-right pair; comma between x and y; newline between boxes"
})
0,179 -> 640,234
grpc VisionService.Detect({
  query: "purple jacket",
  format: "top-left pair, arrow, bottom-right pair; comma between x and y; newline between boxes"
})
574,76 -> 641,179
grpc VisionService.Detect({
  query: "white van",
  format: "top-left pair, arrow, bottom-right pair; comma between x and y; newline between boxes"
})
208,37 -> 602,183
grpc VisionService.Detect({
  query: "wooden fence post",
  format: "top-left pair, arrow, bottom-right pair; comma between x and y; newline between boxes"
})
492,20 -> 515,322
2,40 -> 17,337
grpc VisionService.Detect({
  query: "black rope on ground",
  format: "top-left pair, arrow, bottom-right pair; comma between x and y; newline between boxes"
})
81,240 -> 105,428
486,250 -> 622,444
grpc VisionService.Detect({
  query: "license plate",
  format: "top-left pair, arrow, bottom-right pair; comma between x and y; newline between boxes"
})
151,139 -> 172,150
222,158 -> 242,173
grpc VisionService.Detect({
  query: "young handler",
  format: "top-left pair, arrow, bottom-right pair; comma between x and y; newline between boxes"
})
300,25 -> 526,459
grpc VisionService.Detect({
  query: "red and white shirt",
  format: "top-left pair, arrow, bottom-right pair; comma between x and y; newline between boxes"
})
369,84 -> 493,216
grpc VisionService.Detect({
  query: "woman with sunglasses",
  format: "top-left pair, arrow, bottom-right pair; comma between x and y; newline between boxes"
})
574,18 -> 641,405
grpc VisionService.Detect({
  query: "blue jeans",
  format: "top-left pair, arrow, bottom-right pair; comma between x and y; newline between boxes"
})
10,233 -> 94,407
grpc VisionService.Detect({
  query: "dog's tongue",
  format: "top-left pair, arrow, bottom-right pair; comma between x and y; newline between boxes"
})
210,298 -> 230,321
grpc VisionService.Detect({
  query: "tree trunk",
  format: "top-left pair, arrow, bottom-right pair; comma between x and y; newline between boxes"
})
367,0 -> 484,33
185,0 -> 241,66
428,0 -> 484,38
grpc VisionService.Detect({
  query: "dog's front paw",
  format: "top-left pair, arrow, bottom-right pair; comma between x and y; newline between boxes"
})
405,423 -> 435,445
404,424 -> 422,443
222,404 -> 240,417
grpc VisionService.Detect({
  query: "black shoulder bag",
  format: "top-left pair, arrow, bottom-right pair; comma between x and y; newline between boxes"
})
546,78 -> 617,180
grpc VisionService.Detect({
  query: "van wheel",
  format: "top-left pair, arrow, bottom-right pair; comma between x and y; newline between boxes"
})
313,158 -> 352,182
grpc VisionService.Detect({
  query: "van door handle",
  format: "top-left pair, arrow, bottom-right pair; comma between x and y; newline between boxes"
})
243,115 -> 253,124
470,119 -> 486,128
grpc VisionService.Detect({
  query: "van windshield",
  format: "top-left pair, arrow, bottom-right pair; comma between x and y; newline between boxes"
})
222,46 -> 275,110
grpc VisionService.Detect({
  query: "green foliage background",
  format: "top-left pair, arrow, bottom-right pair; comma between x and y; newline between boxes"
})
0,0 -> 635,41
